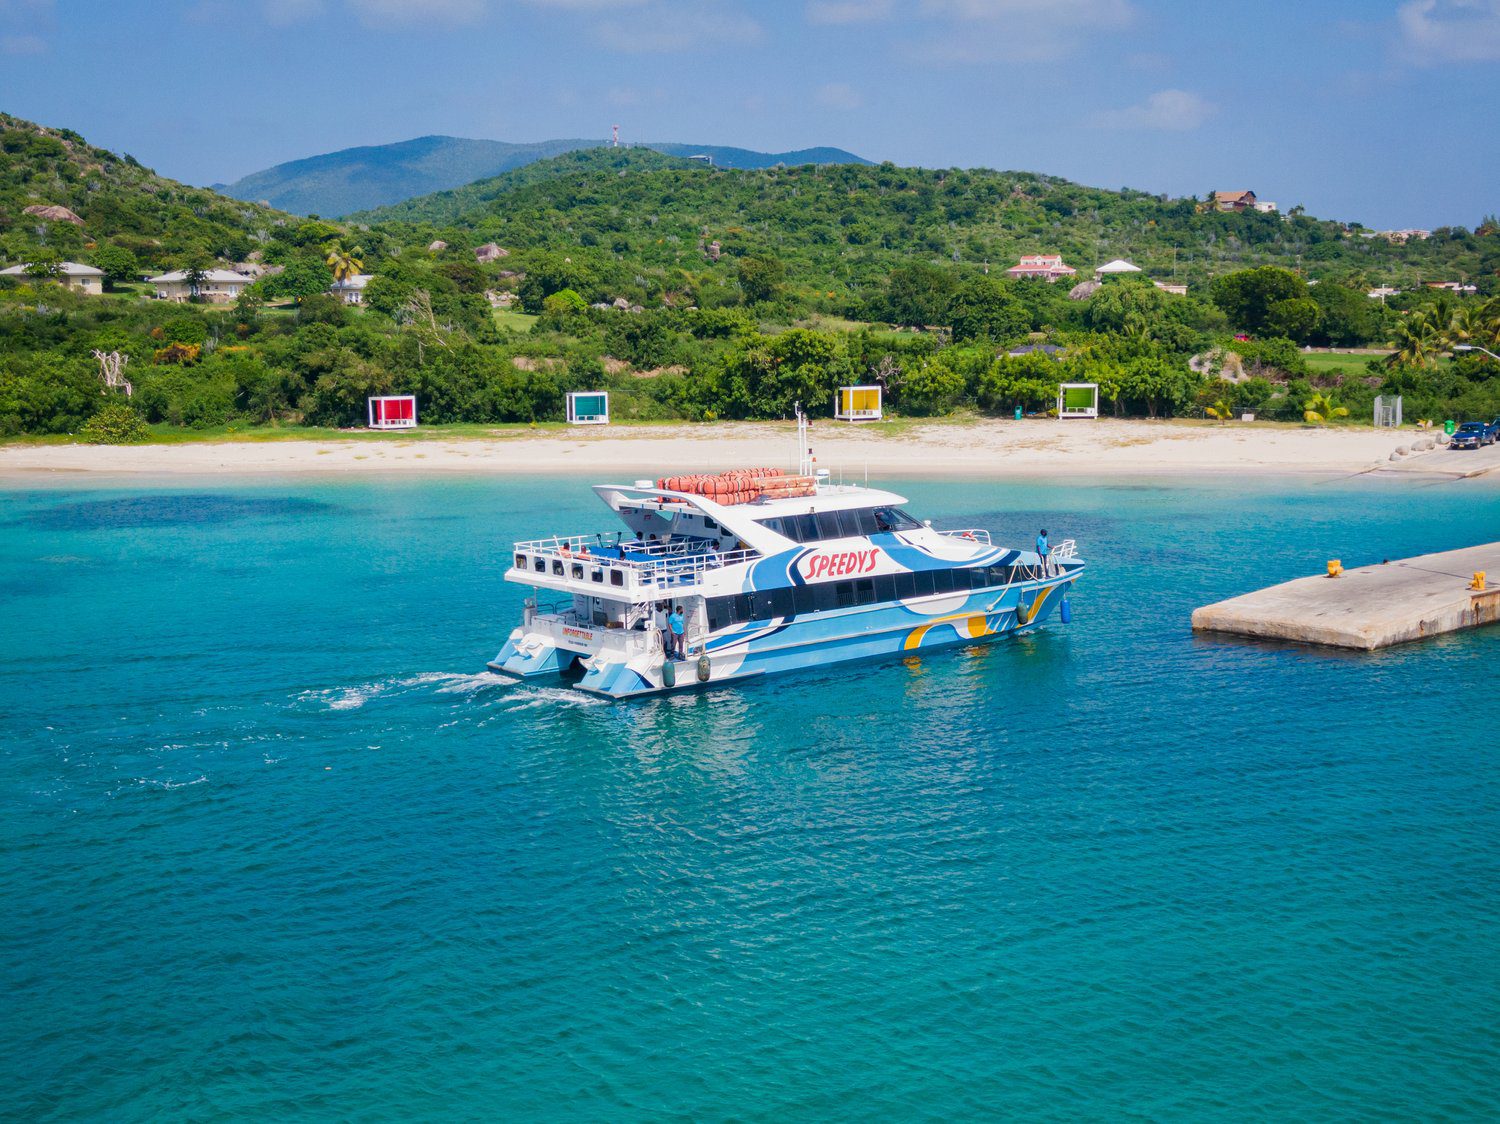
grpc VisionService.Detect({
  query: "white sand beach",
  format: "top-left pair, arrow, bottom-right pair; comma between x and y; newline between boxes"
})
1,419 -> 1492,481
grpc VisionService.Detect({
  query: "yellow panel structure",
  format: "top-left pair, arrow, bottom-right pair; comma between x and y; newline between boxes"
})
835,385 -> 883,422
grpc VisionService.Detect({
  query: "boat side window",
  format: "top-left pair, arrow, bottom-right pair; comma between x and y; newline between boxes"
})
873,574 -> 898,602
878,507 -> 921,532
591,568 -> 604,583
854,578 -> 876,605
552,560 -> 565,576
534,557 -> 546,573
835,581 -> 856,608
793,584 -> 818,616
835,508 -> 865,538
788,514 -> 819,543
814,511 -> 844,541
910,570 -> 935,597
571,563 -> 585,579
610,570 -> 624,587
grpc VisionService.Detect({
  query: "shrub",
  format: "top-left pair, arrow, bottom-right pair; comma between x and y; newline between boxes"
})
81,401 -> 150,444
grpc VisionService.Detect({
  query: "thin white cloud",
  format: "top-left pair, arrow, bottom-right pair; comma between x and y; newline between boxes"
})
345,0 -> 486,28
920,0 -> 1133,26
521,0 -> 649,8
807,0 -> 893,24
0,0 -> 53,17
1398,0 -> 1500,63
1089,89 -> 1216,131
910,0 -> 1135,62
1,31 -> 44,53
262,0 -> 324,24
596,3 -> 762,52
815,81 -> 863,109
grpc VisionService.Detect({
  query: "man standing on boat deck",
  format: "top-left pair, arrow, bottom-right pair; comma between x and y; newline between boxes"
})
667,605 -> 686,659
1036,529 -> 1050,576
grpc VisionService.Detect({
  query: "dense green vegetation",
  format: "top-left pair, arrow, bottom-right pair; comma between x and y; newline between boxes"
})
3,115 -> 1498,441
352,149 -> 1499,300
0,112 -> 288,271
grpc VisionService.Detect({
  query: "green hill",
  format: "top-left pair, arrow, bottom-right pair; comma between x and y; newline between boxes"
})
352,149 -> 1496,304
217,135 -> 871,217
0,112 -> 287,270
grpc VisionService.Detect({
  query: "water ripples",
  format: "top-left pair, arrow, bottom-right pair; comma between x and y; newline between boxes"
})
4,476 -> 1500,1120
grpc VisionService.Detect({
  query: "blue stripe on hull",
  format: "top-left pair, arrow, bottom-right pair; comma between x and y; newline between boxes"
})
588,575 -> 1077,699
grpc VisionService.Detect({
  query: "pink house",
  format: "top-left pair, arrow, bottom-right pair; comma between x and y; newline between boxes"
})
1005,255 -> 1077,283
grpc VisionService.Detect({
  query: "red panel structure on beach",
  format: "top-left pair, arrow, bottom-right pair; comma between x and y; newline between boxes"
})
368,395 -> 417,429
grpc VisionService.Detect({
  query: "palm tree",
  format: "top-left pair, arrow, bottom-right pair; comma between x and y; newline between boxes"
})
1304,391 -> 1350,426
1388,313 -> 1443,368
1475,297 -> 1500,349
324,243 -> 364,285
1451,305 -> 1487,345
1204,398 -> 1234,424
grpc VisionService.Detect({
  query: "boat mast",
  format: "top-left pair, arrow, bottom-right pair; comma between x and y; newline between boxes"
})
795,401 -> 814,479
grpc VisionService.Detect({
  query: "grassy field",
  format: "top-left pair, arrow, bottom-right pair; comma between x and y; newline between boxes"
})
789,313 -> 879,333
1302,351 -> 1388,375
492,308 -> 538,332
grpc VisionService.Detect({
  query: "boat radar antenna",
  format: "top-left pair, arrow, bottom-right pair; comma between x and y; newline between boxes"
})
795,401 -> 814,478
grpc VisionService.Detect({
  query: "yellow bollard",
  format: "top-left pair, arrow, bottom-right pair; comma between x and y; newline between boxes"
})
1327,560 -> 1343,578
1471,571 -> 1486,592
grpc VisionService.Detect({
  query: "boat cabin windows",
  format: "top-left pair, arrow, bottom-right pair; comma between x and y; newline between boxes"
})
754,506 -> 920,543
704,564 -> 1023,629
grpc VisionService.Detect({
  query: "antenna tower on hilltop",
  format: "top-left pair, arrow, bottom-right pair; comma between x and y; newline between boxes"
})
611,124 -> 620,148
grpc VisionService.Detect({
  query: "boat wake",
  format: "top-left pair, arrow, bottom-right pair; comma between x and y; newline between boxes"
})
294,671 -> 516,712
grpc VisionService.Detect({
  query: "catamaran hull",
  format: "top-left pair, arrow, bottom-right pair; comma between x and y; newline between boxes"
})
489,573 -> 1077,699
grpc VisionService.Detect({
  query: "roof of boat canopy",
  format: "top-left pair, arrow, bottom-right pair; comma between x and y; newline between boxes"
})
593,482 -> 913,553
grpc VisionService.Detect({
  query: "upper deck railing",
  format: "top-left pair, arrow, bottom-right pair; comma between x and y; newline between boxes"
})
512,534 -> 757,594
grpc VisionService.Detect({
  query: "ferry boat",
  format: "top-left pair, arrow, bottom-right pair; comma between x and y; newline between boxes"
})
490,416 -> 1083,698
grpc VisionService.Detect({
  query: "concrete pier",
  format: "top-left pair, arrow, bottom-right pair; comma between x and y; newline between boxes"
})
1192,543 -> 1500,650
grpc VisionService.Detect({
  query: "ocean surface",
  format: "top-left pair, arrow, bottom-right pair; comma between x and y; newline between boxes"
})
3,473 -> 1499,1121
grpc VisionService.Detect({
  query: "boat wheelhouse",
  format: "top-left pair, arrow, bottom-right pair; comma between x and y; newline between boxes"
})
490,459 -> 1084,698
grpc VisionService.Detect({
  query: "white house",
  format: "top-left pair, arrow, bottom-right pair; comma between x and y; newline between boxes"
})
330,273 -> 373,304
1252,200 -> 1279,214
148,268 -> 253,304
0,260 -> 105,294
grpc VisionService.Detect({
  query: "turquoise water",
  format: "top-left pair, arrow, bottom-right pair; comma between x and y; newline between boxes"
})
4,474 -> 1500,1121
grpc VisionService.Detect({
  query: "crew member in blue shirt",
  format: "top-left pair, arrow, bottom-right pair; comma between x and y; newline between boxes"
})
667,605 -> 686,659
1036,528 -> 1050,575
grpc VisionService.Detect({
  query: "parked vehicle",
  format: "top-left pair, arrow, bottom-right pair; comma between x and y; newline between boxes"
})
1450,422 -> 1491,450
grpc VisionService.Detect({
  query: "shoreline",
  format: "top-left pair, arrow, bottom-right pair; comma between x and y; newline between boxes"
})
2,419 -> 1494,484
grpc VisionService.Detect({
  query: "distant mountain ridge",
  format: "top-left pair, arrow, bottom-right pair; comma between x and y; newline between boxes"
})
215,135 -> 872,217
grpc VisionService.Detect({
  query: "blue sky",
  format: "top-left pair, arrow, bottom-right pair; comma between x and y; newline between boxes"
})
1,0 -> 1496,228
